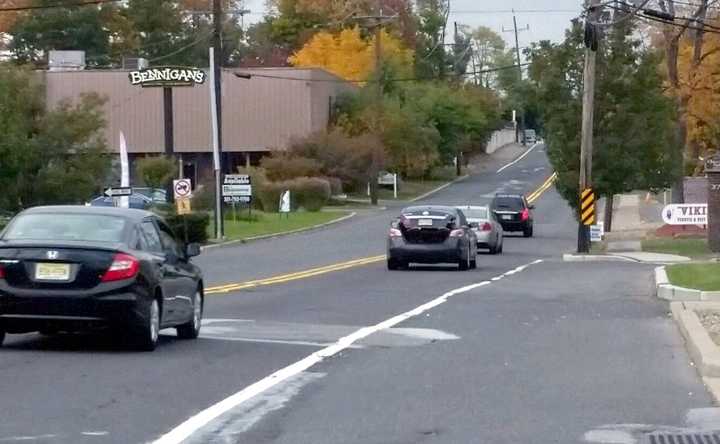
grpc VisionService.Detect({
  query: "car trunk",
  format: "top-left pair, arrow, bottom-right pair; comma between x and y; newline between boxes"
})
0,242 -> 119,290
399,213 -> 453,244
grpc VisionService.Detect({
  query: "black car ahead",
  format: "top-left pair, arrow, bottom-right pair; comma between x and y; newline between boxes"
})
491,193 -> 534,237
0,206 -> 204,351
387,206 -> 478,270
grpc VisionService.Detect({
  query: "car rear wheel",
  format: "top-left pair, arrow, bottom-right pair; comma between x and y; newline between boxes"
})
470,257 -> 477,269
133,299 -> 160,351
177,290 -> 203,340
387,258 -> 402,270
489,243 -> 499,255
523,225 -> 534,238
459,249 -> 470,271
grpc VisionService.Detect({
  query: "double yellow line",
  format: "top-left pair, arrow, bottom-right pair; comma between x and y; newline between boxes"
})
204,172 -> 558,296
205,255 -> 387,295
527,172 -> 557,204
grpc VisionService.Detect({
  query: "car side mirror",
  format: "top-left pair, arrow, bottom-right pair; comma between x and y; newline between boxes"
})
186,243 -> 201,258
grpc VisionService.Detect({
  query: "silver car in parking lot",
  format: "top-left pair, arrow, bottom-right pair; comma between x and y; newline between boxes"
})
456,205 -> 503,254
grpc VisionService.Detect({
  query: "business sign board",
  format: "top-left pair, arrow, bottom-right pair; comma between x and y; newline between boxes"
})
129,67 -> 206,88
590,221 -> 604,242
223,174 -> 252,204
662,204 -> 708,225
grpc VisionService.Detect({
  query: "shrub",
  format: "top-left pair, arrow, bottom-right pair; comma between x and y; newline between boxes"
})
261,155 -> 322,181
165,212 -> 210,244
293,177 -> 331,212
136,156 -> 177,191
258,177 -> 331,212
236,166 -> 269,211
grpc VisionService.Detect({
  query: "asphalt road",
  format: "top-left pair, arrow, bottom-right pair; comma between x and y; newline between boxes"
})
0,144 -> 713,444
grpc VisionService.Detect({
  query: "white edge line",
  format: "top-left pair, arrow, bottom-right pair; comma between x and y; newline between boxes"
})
496,143 -> 541,174
152,259 -> 544,444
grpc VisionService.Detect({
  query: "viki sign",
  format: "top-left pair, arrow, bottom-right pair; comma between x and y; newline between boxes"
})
129,67 -> 206,88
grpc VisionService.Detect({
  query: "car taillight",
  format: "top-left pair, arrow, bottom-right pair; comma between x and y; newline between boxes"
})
389,228 -> 403,238
521,208 -> 530,221
449,229 -> 465,237
482,222 -> 493,231
101,253 -> 140,282
0,265 -> 4,279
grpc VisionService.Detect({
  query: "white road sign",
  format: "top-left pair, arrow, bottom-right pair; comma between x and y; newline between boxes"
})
104,187 -> 132,197
662,203 -> 708,225
173,179 -> 192,199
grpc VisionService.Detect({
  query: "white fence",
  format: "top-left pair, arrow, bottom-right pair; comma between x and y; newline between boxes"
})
485,128 -> 517,154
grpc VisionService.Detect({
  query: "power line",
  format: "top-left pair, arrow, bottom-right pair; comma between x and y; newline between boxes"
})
147,31 -> 215,63
0,0 -> 122,12
233,63 -> 531,84
605,3 -> 720,33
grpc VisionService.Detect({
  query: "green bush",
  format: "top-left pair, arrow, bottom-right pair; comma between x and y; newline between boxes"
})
165,212 -> 210,244
293,177 -> 331,212
236,166 -> 269,211
258,177 -> 331,213
261,155 -> 322,181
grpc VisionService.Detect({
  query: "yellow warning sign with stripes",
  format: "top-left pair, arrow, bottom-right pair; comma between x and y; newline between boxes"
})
580,188 -> 595,226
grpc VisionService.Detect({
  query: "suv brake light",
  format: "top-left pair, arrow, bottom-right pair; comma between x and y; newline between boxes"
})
389,228 -> 403,238
482,222 -> 493,231
0,265 -> 4,279
449,229 -> 465,238
101,253 -> 140,282
521,208 -> 530,221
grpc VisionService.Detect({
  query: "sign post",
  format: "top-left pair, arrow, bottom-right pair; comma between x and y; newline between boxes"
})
173,179 -> 193,216
706,154 -> 720,252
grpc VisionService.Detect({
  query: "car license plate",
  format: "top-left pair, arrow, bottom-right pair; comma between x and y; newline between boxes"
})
502,215 -> 512,220
418,219 -> 433,226
35,263 -> 70,281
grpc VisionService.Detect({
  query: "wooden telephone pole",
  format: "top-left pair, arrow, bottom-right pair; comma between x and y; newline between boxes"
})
578,0 -> 602,253
354,1 -> 396,205
503,10 -> 529,145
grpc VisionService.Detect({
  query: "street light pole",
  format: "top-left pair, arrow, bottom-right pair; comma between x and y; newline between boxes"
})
212,0 -> 224,239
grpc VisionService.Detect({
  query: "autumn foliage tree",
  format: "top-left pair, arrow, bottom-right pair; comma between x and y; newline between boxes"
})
288,26 -> 414,81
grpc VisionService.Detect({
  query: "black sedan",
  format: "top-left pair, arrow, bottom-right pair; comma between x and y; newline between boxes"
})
387,206 -> 478,270
0,206 -> 204,351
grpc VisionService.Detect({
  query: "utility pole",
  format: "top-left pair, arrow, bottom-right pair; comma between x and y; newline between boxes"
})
212,0 -> 224,238
578,0 -> 602,253
354,1 -> 396,206
503,10 -> 529,145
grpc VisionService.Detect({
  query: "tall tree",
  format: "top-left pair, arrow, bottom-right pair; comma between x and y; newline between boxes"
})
466,26 -> 506,87
10,0 -> 114,67
0,64 -> 109,210
288,26 -> 414,81
529,19 -> 678,229
414,0 -> 448,79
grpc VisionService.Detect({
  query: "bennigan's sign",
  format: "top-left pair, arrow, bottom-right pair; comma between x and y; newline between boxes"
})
129,67 -> 206,87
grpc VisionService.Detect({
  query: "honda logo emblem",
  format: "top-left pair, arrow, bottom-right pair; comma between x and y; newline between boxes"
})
46,251 -> 59,260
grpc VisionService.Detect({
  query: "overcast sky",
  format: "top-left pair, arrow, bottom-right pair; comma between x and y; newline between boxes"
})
241,0 -> 584,48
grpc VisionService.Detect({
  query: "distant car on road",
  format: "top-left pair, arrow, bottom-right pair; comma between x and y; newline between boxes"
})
524,129 -> 537,145
387,205 -> 478,270
491,194 -> 534,238
0,206 -> 204,351
457,205 -> 503,254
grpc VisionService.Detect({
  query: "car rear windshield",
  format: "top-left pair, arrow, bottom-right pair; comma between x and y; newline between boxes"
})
493,197 -> 525,211
462,208 -> 488,219
3,213 -> 128,243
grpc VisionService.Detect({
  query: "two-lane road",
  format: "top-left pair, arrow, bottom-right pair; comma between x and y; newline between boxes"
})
0,144 -> 712,444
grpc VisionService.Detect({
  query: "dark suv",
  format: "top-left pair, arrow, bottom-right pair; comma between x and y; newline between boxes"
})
491,194 -> 534,237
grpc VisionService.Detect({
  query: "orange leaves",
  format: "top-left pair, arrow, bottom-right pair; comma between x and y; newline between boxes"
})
0,0 -> 32,34
288,26 -> 413,81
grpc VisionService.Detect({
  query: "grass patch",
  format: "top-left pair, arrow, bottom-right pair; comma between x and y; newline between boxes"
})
210,210 -> 350,241
666,263 -> 720,291
641,238 -> 712,259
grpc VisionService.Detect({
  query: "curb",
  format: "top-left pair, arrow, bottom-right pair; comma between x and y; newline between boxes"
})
671,302 -> 720,381
654,266 -> 720,301
562,254 -> 638,263
410,175 -> 469,203
201,212 -> 357,251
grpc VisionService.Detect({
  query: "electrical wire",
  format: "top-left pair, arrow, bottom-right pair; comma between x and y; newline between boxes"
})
233,63 -> 531,84
0,0 -> 122,12
605,2 -> 720,33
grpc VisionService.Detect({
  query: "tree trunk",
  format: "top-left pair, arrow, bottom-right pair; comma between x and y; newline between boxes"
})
604,194 -> 614,233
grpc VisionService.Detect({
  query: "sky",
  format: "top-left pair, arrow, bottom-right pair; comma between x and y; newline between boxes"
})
241,0 -> 585,48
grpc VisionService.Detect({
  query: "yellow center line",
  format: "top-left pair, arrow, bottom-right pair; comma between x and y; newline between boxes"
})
205,173 -> 557,295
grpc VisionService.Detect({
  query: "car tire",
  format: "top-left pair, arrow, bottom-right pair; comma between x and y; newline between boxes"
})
133,299 -> 160,352
470,258 -> 477,269
498,242 -> 504,254
489,244 -> 499,255
523,225 -> 534,238
459,249 -> 470,271
387,258 -> 401,270
177,290 -> 203,340
0,329 -> 4,347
